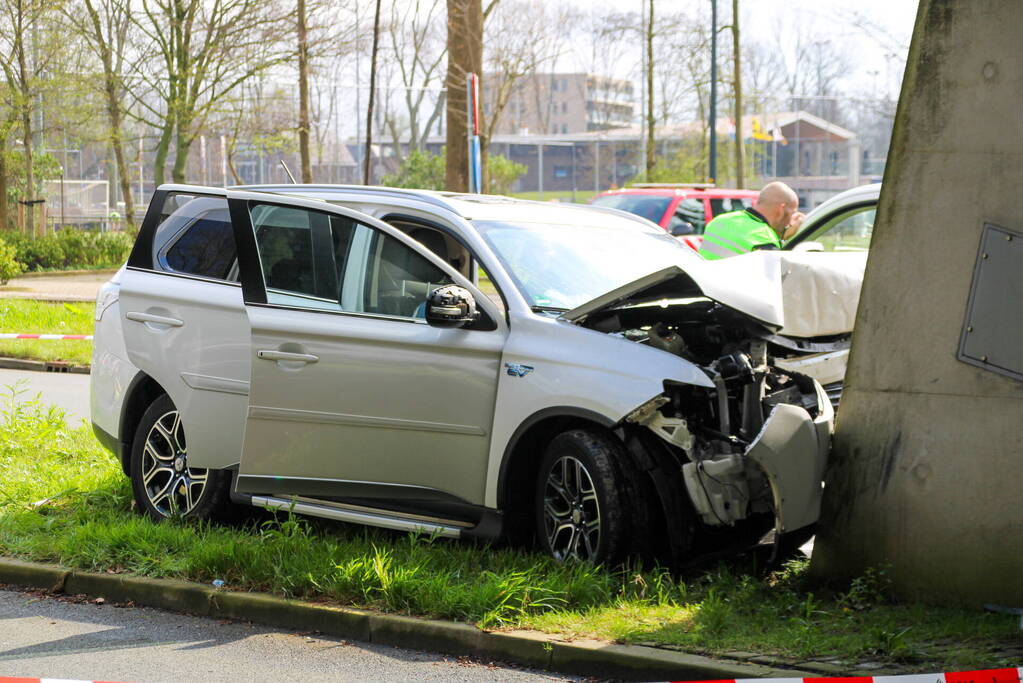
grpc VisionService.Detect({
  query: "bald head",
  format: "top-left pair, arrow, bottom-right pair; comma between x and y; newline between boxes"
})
755,181 -> 799,235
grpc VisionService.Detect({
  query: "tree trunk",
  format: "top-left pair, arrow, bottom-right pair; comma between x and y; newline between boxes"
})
104,79 -> 135,228
444,0 -> 482,192
364,0 -> 383,184
731,0 -> 745,188
0,127 -> 8,230
21,109 -> 35,236
645,0 -> 655,176
154,120 -> 174,186
172,117 -> 193,183
297,0 -> 312,183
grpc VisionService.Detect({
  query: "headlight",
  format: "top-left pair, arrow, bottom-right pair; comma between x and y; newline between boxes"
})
94,282 -> 119,322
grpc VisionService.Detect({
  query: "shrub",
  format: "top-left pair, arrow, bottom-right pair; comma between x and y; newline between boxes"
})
0,239 -> 26,284
4,229 -> 133,271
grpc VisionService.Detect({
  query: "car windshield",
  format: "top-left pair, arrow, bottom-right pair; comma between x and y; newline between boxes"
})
590,194 -> 671,224
474,220 -> 695,311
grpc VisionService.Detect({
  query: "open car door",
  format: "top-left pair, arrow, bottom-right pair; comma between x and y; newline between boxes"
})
226,190 -> 508,518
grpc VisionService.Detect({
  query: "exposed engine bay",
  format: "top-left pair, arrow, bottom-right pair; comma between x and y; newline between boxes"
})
579,295 -> 832,544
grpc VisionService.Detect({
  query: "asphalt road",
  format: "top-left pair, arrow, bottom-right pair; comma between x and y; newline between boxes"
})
0,588 -> 582,683
0,367 -> 91,425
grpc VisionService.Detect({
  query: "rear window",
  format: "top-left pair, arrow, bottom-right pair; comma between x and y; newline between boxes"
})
709,196 -> 753,217
591,195 -> 671,224
155,193 -> 237,281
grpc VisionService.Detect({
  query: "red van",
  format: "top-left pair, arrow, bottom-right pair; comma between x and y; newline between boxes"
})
591,184 -> 758,251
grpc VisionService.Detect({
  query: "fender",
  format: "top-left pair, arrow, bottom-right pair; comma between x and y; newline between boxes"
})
495,405 -> 616,511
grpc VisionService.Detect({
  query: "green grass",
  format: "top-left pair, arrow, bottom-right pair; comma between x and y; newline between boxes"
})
0,385 -> 1017,670
0,299 -> 94,366
510,190 -> 598,204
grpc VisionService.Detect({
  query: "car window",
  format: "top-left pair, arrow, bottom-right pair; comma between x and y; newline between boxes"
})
801,205 -> 876,251
590,194 -> 671,224
675,198 -> 706,233
155,193 -> 237,281
346,224 -> 453,318
249,203 -> 452,319
709,197 -> 753,217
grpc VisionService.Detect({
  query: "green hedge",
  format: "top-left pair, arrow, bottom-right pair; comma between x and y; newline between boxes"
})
0,229 -> 133,272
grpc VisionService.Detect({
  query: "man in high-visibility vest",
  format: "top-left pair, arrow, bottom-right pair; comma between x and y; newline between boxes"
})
698,182 -> 805,260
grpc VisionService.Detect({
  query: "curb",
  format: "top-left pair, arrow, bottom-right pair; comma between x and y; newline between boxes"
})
0,356 -> 90,374
0,556 -> 813,681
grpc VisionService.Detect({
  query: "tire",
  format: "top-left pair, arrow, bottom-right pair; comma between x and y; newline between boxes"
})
534,429 -> 629,565
129,394 -> 232,521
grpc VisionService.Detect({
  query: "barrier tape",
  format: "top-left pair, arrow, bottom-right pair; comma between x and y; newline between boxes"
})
0,678 -> 130,683
678,667 -> 1023,683
0,334 -> 93,340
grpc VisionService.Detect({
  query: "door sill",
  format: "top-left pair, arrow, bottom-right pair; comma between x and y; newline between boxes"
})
250,495 -> 469,538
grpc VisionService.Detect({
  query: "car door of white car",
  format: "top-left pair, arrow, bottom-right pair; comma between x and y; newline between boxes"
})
117,185 -> 251,471
227,191 -> 507,514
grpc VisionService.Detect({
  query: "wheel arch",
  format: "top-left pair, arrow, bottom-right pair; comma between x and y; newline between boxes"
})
496,407 -> 617,542
117,371 -> 168,476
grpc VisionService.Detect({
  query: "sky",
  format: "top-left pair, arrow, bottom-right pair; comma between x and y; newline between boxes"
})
560,0 -> 920,99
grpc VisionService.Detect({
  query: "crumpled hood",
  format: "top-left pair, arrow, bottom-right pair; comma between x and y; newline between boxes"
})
562,252 -> 786,329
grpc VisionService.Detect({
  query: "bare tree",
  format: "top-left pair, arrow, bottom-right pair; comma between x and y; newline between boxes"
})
0,0 -> 66,235
131,0 -> 291,184
381,0 -> 446,161
297,0 -> 312,182
64,0 -> 139,226
479,0 -> 570,188
644,0 -> 654,175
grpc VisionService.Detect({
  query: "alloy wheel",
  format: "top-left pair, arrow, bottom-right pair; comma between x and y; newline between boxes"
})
140,410 -> 208,516
542,455 -> 602,561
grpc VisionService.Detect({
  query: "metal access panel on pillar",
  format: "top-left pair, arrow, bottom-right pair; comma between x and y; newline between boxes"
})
958,223 -> 1023,381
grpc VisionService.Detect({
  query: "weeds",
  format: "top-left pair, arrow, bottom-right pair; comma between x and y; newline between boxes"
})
0,392 -> 1018,670
0,299 -> 94,365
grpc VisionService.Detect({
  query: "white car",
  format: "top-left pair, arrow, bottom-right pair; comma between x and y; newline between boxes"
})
91,184 -> 833,566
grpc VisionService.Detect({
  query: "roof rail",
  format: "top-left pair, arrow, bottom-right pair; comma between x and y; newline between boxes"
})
630,183 -> 717,189
232,184 -> 458,213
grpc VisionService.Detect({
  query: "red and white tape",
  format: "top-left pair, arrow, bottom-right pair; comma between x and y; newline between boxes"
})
0,334 -> 93,340
0,678 -> 129,683
679,668 -> 1023,683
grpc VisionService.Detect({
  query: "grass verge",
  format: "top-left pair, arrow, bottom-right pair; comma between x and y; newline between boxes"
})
0,384 -> 1017,670
0,299 -> 94,366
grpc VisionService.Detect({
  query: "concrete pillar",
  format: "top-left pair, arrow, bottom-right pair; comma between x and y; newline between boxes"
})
811,0 -> 1023,606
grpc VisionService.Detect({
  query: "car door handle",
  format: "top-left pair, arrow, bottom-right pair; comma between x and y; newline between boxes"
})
257,350 -> 320,364
126,311 -> 184,328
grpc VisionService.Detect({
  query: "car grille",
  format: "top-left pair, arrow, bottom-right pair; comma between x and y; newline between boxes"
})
823,381 -> 843,410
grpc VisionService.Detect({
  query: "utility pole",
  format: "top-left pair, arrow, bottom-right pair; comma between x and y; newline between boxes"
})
731,0 -> 744,188
709,0 -> 718,183
363,0 -> 382,185
645,0 -> 655,176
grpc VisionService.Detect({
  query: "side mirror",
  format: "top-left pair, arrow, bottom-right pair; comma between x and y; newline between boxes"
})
791,240 -> 825,252
425,284 -> 478,328
669,220 -> 695,236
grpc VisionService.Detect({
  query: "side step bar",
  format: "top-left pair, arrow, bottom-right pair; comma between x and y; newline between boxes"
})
250,495 -> 466,539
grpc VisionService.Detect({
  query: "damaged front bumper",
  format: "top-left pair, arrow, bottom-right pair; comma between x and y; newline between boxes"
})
635,377 -> 833,537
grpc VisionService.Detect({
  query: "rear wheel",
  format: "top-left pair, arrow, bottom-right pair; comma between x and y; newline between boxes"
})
535,429 -> 629,565
129,394 -> 232,521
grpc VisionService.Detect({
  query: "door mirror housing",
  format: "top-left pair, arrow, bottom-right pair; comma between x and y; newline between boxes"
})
425,284 -> 478,328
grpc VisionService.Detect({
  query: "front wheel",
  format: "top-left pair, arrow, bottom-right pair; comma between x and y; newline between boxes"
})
129,394 -> 232,521
535,429 -> 629,565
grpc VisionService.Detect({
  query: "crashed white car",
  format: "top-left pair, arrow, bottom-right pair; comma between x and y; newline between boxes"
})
91,184 -> 832,566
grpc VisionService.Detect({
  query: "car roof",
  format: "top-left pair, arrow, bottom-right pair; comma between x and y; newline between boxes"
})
234,184 -> 659,231
593,187 -> 759,200
803,183 -> 881,222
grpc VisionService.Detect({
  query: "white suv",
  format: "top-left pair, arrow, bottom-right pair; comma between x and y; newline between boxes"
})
91,184 -> 832,565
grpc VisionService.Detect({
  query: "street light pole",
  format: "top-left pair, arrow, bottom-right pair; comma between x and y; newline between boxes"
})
709,0 -> 718,183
